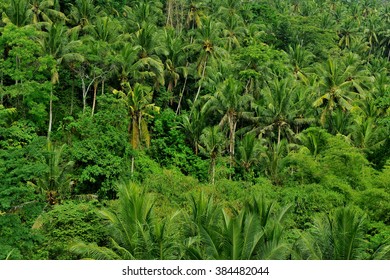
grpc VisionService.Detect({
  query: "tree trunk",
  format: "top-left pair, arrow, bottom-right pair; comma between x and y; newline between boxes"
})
91,80 -> 98,117
166,0 -> 173,27
193,56 -> 208,105
228,115 -> 237,179
278,124 -> 281,145
131,156 -> 135,175
176,70 -> 188,115
47,86 -> 53,141
81,78 -> 86,113
211,156 -> 216,185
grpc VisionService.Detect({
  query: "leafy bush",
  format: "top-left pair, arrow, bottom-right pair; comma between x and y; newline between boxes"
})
36,200 -> 109,260
0,214 -> 44,260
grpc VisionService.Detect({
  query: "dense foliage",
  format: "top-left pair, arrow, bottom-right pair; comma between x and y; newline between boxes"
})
1,0 -> 389,260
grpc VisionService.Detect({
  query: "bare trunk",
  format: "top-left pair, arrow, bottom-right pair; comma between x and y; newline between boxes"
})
81,75 -> 98,114
228,116 -> 236,179
47,86 -> 53,141
91,80 -> 98,117
211,156 -> 216,185
193,55 -> 208,105
166,0 -> 173,27
176,69 -> 188,115
81,78 -> 86,113
131,156 -> 135,175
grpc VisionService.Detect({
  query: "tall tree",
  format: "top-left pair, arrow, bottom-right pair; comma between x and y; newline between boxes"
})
199,125 -> 224,184
313,57 -> 372,127
206,77 -> 253,172
38,23 -> 84,139
113,83 -> 160,174
189,17 -> 227,104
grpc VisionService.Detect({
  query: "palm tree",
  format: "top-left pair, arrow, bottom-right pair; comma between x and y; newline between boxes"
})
216,0 -> 246,51
220,14 -> 246,52
2,0 -> 31,27
189,17 -> 227,104
264,139 -> 288,185
88,16 -> 121,44
236,132 -> 265,180
113,83 -> 160,174
186,193 -> 290,260
186,1 -> 206,30
180,104 -> 207,155
206,77 -> 253,172
28,141 -> 74,205
68,0 -> 100,34
132,23 -> 165,88
294,207 -> 367,260
30,0 -> 67,27
160,28 -> 188,109
38,22 -> 84,139
253,77 -> 299,145
184,192 -> 221,259
313,57 -> 371,127
338,17 -> 359,50
71,182 -> 182,259
350,115 -> 386,152
114,43 -> 141,84
199,125 -> 224,184
297,127 -> 329,158
287,44 -> 314,82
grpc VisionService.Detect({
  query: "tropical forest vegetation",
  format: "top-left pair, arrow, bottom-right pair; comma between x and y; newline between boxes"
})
1,0 -> 390,260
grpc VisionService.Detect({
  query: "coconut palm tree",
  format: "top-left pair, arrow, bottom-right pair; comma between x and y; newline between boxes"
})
68,0 -> 100,34
180,103 -> 207,155
206,76 -> 253,172
313,57 -> 371,127
30,0 -> 67,27
199,125 -> 224,184
264,139 -> 288,185
287,44 -> 314,82
294,207 -> 367,260
160,28 -> 188,109
71,182 -> 182,259
186,193 -> 290,260
132,23 -> 165,88
113,83 -> 160,174
189,17 -> 227,104
38,22 -> 84,139
256,77 -> 299,145
184,192 -> 221,259
236,132 -> 266,180
297,127 -> 329,158
28,141 -> 74,205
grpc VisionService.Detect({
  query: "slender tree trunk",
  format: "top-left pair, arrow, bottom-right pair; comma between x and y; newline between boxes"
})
278,124 -> 281,145
131,156 -> 135,175
228,115 -> 237,179
193,56 -> 208,105
91,80 -> 98,116
176,70 -> 188,115
47,86 -> 53,141
81,78 -> 86,113
81,75 -> 98,114
166,0 -> 173,27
